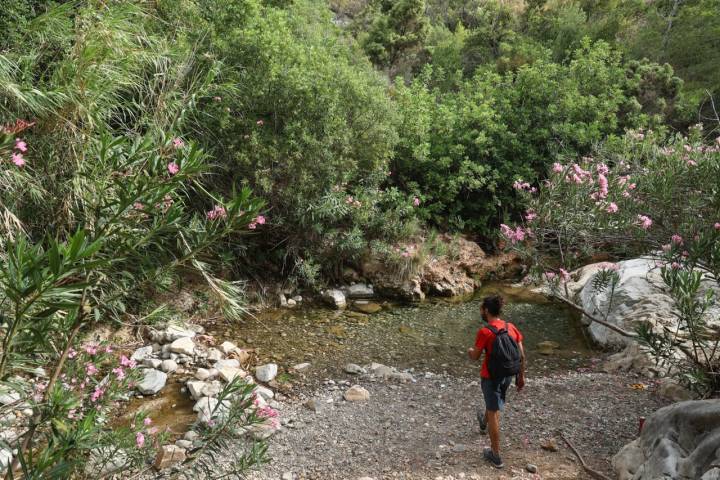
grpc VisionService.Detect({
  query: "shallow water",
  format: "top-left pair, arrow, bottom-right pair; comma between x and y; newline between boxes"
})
214,282 -> 595,381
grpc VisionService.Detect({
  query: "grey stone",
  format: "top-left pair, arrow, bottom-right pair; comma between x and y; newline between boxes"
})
256,364 -> 278,383
169,337 -> 195,356
154,444 -> 186,470
160,359 -> 178,373
219,341 -> 238,355
321,289 -> 347,310
254,385 -> 274,401
195,368 -> 212,381
183,430 -> 200,442
175,439 -> 193,449
187,381 -> 206,401
0,389 -> 20,406
137,369 -> 167,395
207,348 -> 223,362
164,324 -> 197,342
143,358 -> 162,369
292,362 -> 311,372
215,359 -> 240,369
0,449 -> 11,470
345,283 -> 374,299
344,385 -> 370,402
218,366 -> 246,383
130,345 -> 154,362
526,464 -> 538,474
613,400 -> 720,480
344,363 -> 367,375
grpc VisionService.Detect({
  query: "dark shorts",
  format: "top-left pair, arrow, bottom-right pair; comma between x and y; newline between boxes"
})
481,376 -> 513,411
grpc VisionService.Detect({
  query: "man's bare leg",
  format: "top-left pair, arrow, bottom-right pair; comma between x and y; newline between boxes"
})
486,409 -> 501,455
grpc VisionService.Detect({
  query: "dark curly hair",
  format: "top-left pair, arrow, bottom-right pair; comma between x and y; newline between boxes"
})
481,294 -> 504,316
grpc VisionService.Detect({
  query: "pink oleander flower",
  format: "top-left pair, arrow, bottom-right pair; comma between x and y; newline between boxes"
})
413,197 -> 420,207
525,210 -> 537,221
144,417 -> 153,426
112,367 -> 125,380
661,244 -> 671,253
14,138 -> 27,152
628,183 -> 637,190
596,163 -> 609,175
683,144 -> 692,152
671,262 -> 681,270
571,174 -> 583,184
172,137 -> 184,149
256,120 -> 264,126
552,163 -> 563,173
345,196 -> 354,204
206,205 -> 227,221
671,234 -> 684,245
68,348 -> 78,359
606,202 -> 619,214
120,355 -> 137,368
559,268 -> 571,282
133,202 -> 143,210
91,386 -> 105,402
255,215 -> 266,225
401,251 -> 411,258
598,174 -> 609,198
257,405 -> 279,418
637,215 -> 652,230
622,191 -> 631,198
11,152 -> 25,167
84,344 -> 98,355
597,262 -> 619,271
148,426 -> 158,435
136,431 -> 145,448
86,363 -> 98,376
167,161 -> 179,175
544,272 -> 557,281
687,159 -> 698,167
715,222 -> 720,231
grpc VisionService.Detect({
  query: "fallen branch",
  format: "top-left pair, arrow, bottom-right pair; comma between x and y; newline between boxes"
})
551,294 -> 638,338
560,432 -> 613,480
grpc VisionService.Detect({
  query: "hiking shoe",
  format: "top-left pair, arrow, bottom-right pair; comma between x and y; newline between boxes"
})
476,407 -> 487,434
483,447 -> 504,469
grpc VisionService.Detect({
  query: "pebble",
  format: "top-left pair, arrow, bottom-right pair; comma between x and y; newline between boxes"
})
195,368 -> 212,381
143,358 -> 162,369
281,472 -> 293,480
219,341 -> 238,355
160,359 -> 178,373
175,439 -> 193,449
526,463 -> 538,473
344,385 -> 370,402
130,345 -> 154,362
292,362 -> 311,371
184,431 -> 200,442
344,363 -> 367,375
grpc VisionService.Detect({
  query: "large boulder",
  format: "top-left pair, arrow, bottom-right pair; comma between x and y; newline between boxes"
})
344,284 -> 374,299
137,369 -> 167,395
613,400 -> 720,480
578,258 -> 720,347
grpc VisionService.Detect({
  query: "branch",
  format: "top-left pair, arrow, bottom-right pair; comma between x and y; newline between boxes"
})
550,293 -> 638,338
560,432 -> 613,480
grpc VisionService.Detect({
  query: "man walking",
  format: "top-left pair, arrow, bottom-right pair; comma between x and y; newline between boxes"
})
467,294 -> 526,469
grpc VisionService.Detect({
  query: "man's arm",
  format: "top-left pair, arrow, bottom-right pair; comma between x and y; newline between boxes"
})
467,346 -> 482,361
516,341 -> 526,391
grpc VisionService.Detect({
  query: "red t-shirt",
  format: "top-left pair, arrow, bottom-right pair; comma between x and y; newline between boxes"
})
475,319 -> 524,379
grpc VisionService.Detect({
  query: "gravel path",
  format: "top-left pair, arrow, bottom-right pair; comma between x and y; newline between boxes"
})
246,365 -> 667,480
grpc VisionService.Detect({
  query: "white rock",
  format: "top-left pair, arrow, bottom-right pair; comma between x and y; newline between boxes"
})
160,359 -> 178,373
215,359 -> 240,369
344,385 -> 370,402
321,289 -> 347,309
175,439 -> 193,449
292,295 -> 303,303
579,258 -> 720,348
195,368 -> 212,381
195,397 -> 229,424
164,324 -> 197,342
254,385 -> 274,401
219,341 -> 238,355
187,381 -> 207,401
201,381 -> 223,398
154,444 -> 186,470
207,348 -> 223,361
218,366 -> 246,383
613,400 -> 720,480
183,430 -> 200,442
292,362 -> 311,372
255,364 -> 278,383
137,369 -> 167,395
344,363 -> 367,375
286,298 -> 297,307
169,337 -> 195,356
0,448 -> 11,470
345,283 -> 374,299
130,345 -> 154,362
0,389 -> 20,406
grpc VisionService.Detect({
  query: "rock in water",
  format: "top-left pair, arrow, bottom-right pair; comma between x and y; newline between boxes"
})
256,363 -> 278,382
352,302 -> 382,314
321,289 -> 347,309
137,369 -> 167,395
154,445 -> 186,470
613,400 -> 720,480
344,385 -> 370,402
345,283 -> 374,299
169,337 -> 195,355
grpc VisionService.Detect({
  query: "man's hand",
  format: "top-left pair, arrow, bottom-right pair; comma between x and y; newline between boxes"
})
468,346 -> 481,361
516,373 -> 526,392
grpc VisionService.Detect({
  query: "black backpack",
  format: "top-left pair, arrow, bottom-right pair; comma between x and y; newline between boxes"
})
486,322 -> 521,379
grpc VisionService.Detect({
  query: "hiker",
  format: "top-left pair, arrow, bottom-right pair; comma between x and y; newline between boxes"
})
467,294 -> 526,469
